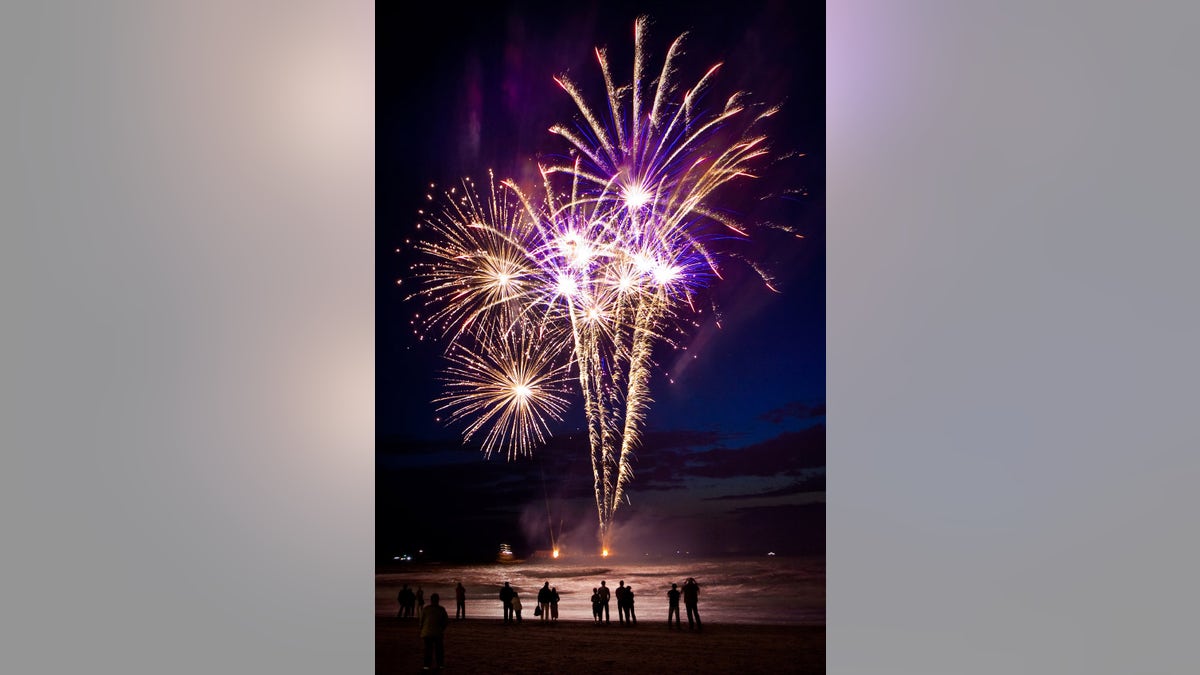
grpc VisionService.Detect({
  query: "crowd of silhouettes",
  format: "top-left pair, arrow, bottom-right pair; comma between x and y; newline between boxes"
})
390,576 -> 704,672
397,576 -> 703,633
486,577 -> 700,630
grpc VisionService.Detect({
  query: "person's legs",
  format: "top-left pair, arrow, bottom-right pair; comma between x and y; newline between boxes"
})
434,636 -> 444,668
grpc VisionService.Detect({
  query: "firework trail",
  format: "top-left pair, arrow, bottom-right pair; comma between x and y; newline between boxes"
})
407,17 -> 777,550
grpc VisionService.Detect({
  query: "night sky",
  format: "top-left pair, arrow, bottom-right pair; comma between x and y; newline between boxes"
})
378,0 -> 824,562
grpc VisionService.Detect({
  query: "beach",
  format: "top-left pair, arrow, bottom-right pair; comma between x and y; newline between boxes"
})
376,615 -> 824,674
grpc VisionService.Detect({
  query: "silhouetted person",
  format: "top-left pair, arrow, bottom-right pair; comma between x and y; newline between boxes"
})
591,588 -> 601,623
627,585 -> 637,624
538,582 -> 552,621
455,582 -> 466,620
398,584 -> 416,619
419,592 -> 449,671
511,591 -> 523,623
616,580 -> 629,624
415,586 -> 425,619
551,586 -> 560,621
499,582 -> 515,623
667,583 -> 681,629
598,581 -> 611,624
682,577 -> 702,630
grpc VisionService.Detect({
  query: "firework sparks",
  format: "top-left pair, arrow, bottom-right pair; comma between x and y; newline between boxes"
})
434,327 -> 572,461
408,17 -> 777,551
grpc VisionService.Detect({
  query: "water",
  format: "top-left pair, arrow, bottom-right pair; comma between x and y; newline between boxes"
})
376,555 -> 824,625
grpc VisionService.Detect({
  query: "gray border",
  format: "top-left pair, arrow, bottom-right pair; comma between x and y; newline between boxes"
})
1,2 -> 374,673
829,1 -> 1198,673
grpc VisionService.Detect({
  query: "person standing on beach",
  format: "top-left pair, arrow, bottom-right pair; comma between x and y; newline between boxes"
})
419,592 -> 450,671
537,582 -> 552,622
511,591 -> 523,623
416,586 -> 425,619
667,583 -> 681,629
455,582 -> 466,620
591,588 -> 601,623
398,584 -> 415,618
616,582 -> 637,625
598,581 -> 611,624
499,582 -> 515,623
550,586 -> 560,621
682,577 -> 702,631
627,586 -> 637,625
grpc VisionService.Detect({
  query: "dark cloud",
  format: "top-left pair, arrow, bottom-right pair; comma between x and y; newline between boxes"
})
759,401 -> 826,424
635,429 -> 731,452
704,472 -> 825,501
685,425 -> 824,478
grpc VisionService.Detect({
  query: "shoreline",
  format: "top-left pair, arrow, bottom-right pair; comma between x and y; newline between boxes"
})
377,615 -> 825,674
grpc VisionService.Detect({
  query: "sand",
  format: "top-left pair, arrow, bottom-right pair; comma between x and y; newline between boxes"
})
377,615 -> 824,674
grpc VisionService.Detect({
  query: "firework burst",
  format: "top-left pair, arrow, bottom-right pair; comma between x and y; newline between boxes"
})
435,325 -> 573,461
407,17 -> 778,551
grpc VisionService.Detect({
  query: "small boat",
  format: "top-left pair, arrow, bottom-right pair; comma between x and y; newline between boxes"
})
496,543 -> 523,564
